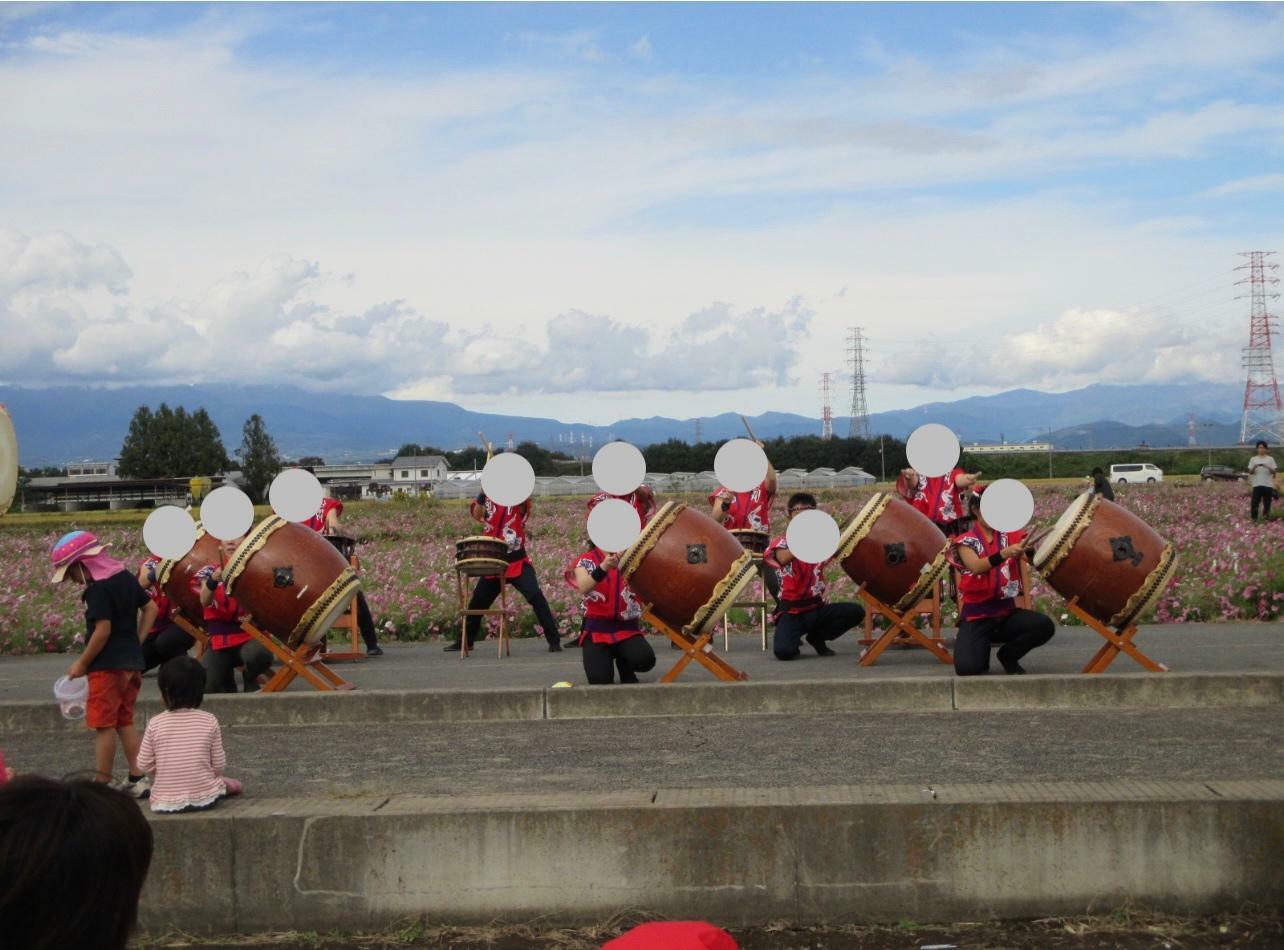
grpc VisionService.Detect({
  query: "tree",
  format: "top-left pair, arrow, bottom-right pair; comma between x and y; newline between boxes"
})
297,456 -> 326,468
117,403 -> 230,478
237,414 -> 281,502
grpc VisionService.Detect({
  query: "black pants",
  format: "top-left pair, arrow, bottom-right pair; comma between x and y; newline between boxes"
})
462,562 -> 560,645
773,603 -> 864,660
582,636 -> 656,685
202,641 -> 274,694
954,608 -> 1055,676
141,624 -> 196,672
354,591 -> 378,649
1251,486 -> 1275,520
763,565 -> 781,604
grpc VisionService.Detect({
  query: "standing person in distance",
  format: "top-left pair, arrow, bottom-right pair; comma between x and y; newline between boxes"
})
709,443 -> 780,603
1088,466 -> 1115,502
1248,441 -> 1278,521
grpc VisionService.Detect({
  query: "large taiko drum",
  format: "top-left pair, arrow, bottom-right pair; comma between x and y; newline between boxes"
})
618,502 -> 757,638
1032,492 -> 1177,628
455,536 -> 509,577
835,492 -> 949,612
729,529 -> 770,556
157,522 -> 226,622
222,515 -> 361,647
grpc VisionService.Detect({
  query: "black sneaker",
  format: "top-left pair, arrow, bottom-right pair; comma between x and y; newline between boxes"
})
548,641 -> 563,653
443,641 -> 463,653
562,636 -> 581,648
997,651 -> 1026,675
366,646 -> 384,657
806,633 -> 836,657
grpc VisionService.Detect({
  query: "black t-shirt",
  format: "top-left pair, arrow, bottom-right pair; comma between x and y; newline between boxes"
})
82,569 -> 149,672
1093,474 -> 1115,501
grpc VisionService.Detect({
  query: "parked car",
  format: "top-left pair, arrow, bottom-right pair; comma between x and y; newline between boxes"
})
1200,464 -> 1245,482
1110,463 -> 1164,484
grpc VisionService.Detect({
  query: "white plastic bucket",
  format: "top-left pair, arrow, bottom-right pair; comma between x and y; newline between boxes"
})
53,675 -> 88,720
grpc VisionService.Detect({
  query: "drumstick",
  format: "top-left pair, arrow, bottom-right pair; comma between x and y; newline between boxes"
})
478,431 -> 493,462
739,415 -> 758,443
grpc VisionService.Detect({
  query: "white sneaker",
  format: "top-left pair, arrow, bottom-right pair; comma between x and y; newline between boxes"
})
121,776 -> 151,800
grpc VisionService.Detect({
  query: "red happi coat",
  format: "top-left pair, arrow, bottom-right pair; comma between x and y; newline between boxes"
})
140,556 -> 174,635
303,497 -> 343,533
564,547 -> 643,645
708,479 -> 774,532
953,525 -> 1026,621
473,496 -> 531,580
192,565 -> 249,650
910,468 -> 966,526
764,536 -> 828,615
587,485 -> 656,524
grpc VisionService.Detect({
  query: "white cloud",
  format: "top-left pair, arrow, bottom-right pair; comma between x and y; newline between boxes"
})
628,35 -> 652,61
1201,173 -> 1284,198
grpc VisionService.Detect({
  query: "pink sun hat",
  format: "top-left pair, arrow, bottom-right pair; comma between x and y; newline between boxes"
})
49,530 -> 110,583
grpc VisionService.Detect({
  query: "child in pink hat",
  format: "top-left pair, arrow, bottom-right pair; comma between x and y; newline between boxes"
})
50,531 -> 159,797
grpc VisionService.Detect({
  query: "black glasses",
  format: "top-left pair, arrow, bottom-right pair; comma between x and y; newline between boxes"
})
788,505 -> 815,514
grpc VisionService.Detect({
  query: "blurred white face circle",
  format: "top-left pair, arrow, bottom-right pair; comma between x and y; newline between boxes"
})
714,439 -> 769,493
142,505 -> 197,560
587,498 -> 642,553
592,442 -> 645,496
481,453 -> 536,507
200,486 -> 255,541
785,509 -> 841,564
979,479 -> 1035,532
906,424 -> 961,478
268,468 -> 324,523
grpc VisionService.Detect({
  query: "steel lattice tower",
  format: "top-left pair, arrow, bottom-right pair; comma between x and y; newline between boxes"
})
820,373 -> 833,441
1236,251 -> 1284,444
846,327 -> 872,439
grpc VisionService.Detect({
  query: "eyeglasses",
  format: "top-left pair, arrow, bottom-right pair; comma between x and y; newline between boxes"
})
788,505 -> 815,514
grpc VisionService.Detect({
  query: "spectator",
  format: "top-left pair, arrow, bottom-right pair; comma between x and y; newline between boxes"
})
1248,441 -> 1277,521
1089,466 -> 1115,502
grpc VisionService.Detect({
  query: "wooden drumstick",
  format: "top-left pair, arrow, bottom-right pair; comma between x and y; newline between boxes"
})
478,431 -> 493,462
739,415 -> 758,443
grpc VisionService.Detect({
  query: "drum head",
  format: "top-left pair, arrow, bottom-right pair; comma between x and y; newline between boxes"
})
295,586 -> 359,648
1032,491 -> 1092,569
0,405 -> 16,516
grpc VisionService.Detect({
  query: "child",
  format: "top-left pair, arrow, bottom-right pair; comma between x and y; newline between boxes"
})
0,775 -> 154,950
137,656 -> 243,813
51,530 -> 158,796
195,560 -> 272,693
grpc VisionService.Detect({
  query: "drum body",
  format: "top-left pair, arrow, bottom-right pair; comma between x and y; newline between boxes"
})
618,502 -> 756,638
836,493 -> 949,612
223,516 -> 360,647
455,536 -> 509,577
1032,492 -> 1177,628
157,523 -> 226,622
729,529 -> 770,556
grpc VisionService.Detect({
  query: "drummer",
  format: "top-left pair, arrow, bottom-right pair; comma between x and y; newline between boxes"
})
587,483 -> 656,524
565,543 -> 656,684
301,480 -> 382,657
900,465 -> 979,537
764,493 -> 865,660
709,443 -> 780,603
950,485 -> 1055,676
194,548 -> 272,694
447,490 -> 564,653
137,556 -> 196,672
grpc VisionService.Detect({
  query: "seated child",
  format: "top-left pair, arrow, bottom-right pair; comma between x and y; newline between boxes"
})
137,656 -> 244,813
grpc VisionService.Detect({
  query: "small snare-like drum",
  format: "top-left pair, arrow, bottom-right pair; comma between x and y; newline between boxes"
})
618,502 -> 756,638
325,534 -> 358,562
222,516 -> 361,648
836,492 -> 949,612
1032,492 -> 1177,628
157,522 -> 226,622
729,529 -> 770,556
455,536 -> 509,577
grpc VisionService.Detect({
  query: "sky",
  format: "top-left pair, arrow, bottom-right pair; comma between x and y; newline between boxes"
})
1,1 -> 1282,425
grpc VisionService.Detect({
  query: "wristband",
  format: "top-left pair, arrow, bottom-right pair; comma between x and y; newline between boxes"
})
475,492 -> 487,505
988,552 -> 1004,568
205,576 -> 219,591
590,565 -> 608,582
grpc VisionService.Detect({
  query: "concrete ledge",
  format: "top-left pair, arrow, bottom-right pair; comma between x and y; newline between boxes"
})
138,780 -> 1284,933
954,672 -> 1284,711
4,672 -> 1282,733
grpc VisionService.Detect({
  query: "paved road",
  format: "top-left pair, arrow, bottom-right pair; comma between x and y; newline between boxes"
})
3,622 -> 1281,703
8,706 -> 1280,799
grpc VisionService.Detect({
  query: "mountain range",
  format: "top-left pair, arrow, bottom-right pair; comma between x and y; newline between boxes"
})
0,381 -> 1248,466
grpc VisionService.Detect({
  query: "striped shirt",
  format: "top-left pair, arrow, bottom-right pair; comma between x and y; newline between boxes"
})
137,709 -> 228,812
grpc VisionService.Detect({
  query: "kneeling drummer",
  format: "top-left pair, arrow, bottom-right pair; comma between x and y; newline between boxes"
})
564,544 -> 656,684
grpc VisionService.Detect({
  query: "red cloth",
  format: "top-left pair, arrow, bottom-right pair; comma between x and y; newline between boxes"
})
473,496 -> 531,580
909,467 -> 966,525
564,547 -> 644,644
587,485 -> 656,523
954,525 -> 1026,621
192,567 -> 249,650
302,497 -> 343,533
764,536 -> 828,611
140,556 -> 174,633
708,479 -> 773,531
603,922 -> 738,950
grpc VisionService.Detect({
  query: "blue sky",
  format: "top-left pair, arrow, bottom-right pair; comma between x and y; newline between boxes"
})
1,2 -> 1281,423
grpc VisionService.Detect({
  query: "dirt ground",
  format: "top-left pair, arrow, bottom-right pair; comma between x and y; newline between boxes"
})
135,909 -> 1284,949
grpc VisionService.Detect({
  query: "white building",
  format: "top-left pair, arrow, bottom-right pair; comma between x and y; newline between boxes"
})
390,455 -> 449,495
67,460 -> 119,479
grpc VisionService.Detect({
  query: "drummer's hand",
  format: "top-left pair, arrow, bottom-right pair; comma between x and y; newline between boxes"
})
67,658 -> 88,679
601,553 -> 620,571
958,472 -> 979,488
1000,544 -> 1026,561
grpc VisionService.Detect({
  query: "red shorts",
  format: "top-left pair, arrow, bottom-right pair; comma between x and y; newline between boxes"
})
86,670 -> 142,730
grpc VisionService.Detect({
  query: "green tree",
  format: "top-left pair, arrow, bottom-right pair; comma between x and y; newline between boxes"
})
117,403 -> 229,478
297,456 -> 326,468
237,414 -> 282,502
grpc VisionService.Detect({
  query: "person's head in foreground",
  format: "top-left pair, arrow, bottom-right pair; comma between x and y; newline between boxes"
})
0,775 -> 153,950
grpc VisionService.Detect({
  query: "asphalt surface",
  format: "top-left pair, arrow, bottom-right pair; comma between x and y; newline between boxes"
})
3,622 -> 1282,703
7,706 -> 1280,798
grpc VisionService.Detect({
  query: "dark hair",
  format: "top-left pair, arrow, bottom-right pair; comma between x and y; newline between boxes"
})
787,492 -> 818,511
0,776 -> 153,950
1257,440 -> 1269,449
158,656 -> 206,710
1091,467 -> 1104,476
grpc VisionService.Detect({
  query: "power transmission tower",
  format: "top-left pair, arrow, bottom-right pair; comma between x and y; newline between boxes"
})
1236,251 -> 1284,444
505,432 -> 514,452
846,327 -> 871,439
693,419 -> 703,444
1187,413 -> 1197,447
820,373 -> 833,441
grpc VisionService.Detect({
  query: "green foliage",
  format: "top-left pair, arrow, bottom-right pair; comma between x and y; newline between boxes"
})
643,434 -> 907,477
960,447 -> 1259,480
116,403 -> 230,478
237,414 -> 282,502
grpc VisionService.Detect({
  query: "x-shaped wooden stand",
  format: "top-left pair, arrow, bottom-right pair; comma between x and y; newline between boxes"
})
644,608 -> 748,683
175,614 -> 354,692
1065,597 -> 1168,674
856,586 -> 953,667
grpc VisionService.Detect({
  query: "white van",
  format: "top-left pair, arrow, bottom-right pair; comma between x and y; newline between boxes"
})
1110,463 -> 1164,485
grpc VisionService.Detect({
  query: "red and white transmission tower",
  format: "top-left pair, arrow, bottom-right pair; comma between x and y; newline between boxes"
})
820,372 -> 834,441
1187,413 -> 1197,447
1236,251 -> 1283,445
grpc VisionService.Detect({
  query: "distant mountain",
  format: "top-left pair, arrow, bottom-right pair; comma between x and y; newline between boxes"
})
1045,418 -> 1242,451
0,381 -> 1248,466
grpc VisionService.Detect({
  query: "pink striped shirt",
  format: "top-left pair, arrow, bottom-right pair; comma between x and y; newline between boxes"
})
137,709 -> 228,812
